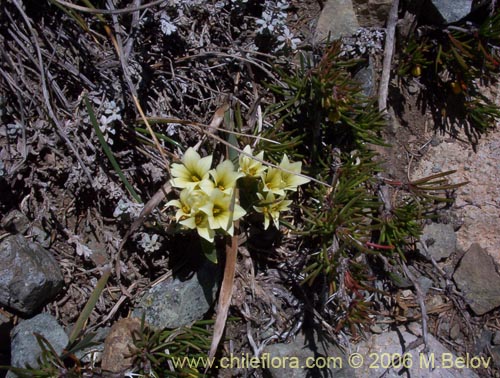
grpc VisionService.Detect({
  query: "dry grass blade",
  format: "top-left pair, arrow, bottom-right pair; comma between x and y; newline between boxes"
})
52,0 -> 166,15
68,267 -> 111,344
208,219 -> 239,361
208,114 -> 241,361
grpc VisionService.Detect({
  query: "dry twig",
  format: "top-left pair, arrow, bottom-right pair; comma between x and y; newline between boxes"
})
401,261 -> 430,353
378,0 -> 399,113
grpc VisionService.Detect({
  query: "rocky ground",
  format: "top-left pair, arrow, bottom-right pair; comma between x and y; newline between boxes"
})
1,0 -> 500,377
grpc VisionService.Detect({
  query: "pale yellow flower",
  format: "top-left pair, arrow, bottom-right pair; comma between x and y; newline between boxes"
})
165,188 -> 208,222
200,160 -> 243,195
199,189 -> 246,236
260,167 -> 285,196
239,145 -> 266,178
279,154 -> 310,191
253,191 -> 292,230
170,147 -> 213,189
179,210 -> 215,242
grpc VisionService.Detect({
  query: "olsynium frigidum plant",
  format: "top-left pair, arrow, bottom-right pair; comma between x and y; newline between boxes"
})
166,145 -> 310,242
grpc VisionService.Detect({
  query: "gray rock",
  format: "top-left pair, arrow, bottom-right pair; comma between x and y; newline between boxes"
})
9,313 -> 68,372
418,223 -> 456,261
0,235 -> 63,315
473,329 -> 493,355
354,60 -> 375,97
1,210 -> 30,234
354,324 -> 480,377
408,81 -> 421,95
353,0 -> 393,28
430,0 -> 473,24
0,211 -> 50,248
264,330 -> 354,378
492,331 -> 500,345
453,244 -> 500,315
29,226 -> 51,249
491,345 -> 500,368
417,275 -> 434,296
449,323 -> 462,340
406,265 -> 434,295
314,0 -> 360,42
132,261 -> 220,329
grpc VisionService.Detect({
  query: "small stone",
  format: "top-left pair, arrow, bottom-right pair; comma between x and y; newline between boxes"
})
132,260 -> 219,329
417,276 -> 433,296
101,318 -> 141,374
314,0 -> 359,43
431,135 -> 441,147
0,235 -> 63,315
473,329 -> 493,355
449,323 -> 461,340
453,244 -> 500,315
426,295 -> 445,309
353,0 -> 393,28
401,289 -> 413,298
429,0 -> 472,24
418,223 -> 457,261
29,226 -> 51,249
354,326 -> 480,377
370,323 -> 389,334
264,331 -> 354,378
431,164 -> 442,173
491,346 -> 500,369
1,210 -> 30,234
354,62 -> 375,97
9,313 -> 68,372
408,82 -> 420,95
492,331 -> 500,345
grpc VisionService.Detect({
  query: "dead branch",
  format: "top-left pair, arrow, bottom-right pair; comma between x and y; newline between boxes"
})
378,0 -> 399,113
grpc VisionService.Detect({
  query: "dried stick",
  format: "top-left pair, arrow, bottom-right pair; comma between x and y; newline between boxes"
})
124,0 -> 142,60
378,0 -> 399,113
401,261 -> 430,353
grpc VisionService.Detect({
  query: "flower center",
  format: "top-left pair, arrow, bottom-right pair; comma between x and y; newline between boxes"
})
182,205 -> 190,214
213,206 -> 222,215
195,213 -> 204,225
191,175 -> 200,182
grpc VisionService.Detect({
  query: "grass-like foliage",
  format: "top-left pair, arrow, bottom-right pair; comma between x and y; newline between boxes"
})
265,41 -> 466,334
131,318 -> 214,377
266,41 -> 386,162
398,9 -> 500,141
